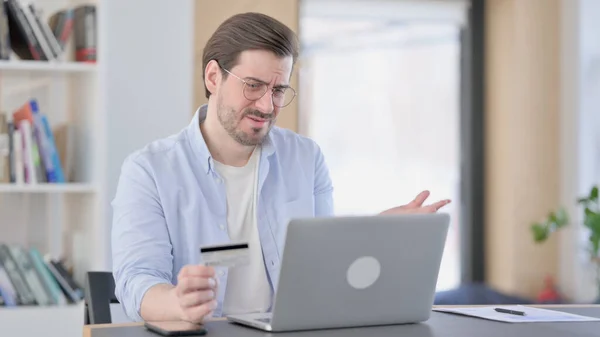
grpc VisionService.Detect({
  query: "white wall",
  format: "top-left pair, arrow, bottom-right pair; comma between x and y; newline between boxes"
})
100,0 -> 195,270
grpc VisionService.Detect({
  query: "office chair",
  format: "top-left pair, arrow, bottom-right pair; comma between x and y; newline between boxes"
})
84,271 -> 119,324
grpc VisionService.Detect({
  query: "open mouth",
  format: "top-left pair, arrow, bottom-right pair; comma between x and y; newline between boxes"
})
246,115 -> 268,123
245,115 -> 270,128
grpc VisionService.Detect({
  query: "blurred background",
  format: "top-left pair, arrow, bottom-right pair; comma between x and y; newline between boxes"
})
0,0 -> 599,336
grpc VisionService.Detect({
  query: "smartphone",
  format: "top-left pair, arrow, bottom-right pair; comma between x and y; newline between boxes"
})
144,321 -> 207,336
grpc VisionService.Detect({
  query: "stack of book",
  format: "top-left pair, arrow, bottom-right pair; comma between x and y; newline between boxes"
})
0,99 -> 73,184
0,243 -> 84,307
0,0 -> 96,62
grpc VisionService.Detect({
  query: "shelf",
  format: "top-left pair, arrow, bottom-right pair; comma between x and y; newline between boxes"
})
0,303 -> 85,337
0,60 -> 96,73
0,183 -> 97,193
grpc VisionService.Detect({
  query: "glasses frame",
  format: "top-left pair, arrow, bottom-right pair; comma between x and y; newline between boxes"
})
219,65 -> 296,108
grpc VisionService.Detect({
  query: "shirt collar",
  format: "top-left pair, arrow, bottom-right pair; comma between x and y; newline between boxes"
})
187,104 -> 276,175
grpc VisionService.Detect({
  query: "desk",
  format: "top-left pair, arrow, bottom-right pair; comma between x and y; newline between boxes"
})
83,305 -> 600,337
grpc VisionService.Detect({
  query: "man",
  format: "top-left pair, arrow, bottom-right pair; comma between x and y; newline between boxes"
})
111,12 -> 450,324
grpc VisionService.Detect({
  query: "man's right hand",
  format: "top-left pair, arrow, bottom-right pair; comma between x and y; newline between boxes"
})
379,190 -> 451,215
173,265 -> 219,323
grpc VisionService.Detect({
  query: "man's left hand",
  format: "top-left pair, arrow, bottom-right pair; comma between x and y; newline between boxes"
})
380,190 -> 451,215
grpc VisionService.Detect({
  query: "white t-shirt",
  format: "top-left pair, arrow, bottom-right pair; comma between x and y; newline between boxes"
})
212,146 -> 272,315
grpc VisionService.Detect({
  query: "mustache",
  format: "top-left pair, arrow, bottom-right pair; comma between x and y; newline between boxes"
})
243,110 -> 273,121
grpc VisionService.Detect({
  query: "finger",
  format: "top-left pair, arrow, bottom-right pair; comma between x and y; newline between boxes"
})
177,276 -> 217,296
406,190 -> 430,208
432,199 -> 451,210
179,290 -> 216,308
180,265 -> 215,278
183,300 -> 218,323
424,199 -> 451,212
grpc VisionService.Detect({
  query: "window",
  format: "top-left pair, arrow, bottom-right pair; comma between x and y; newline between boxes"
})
299,0 -> 468,291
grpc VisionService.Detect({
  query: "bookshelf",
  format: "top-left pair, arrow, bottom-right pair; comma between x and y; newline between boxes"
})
0,0 -> 196,335
0,0 -> 102,335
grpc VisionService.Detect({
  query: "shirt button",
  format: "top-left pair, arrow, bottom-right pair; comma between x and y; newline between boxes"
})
219,224 -> 225,230
219,270 -> 225,277
215,177 -> 223,184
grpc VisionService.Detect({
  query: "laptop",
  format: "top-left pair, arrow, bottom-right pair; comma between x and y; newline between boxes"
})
226,213 -> 450,332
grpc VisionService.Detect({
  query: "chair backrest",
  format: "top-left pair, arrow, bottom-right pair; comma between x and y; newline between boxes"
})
84,271 -> 119,324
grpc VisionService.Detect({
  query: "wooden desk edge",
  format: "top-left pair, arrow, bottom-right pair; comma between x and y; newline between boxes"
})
83,305 -> 600,336
82,318 -> 227,337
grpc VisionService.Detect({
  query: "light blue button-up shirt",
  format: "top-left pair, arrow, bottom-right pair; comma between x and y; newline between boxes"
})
111,105 -> 334,321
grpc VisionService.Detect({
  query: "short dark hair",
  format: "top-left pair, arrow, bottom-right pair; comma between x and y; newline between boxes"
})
202,12 -> 299,98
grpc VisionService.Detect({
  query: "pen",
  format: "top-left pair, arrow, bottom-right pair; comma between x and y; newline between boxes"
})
494,308 -> 526,316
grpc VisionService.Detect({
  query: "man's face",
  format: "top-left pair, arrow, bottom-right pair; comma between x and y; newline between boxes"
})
216,50 -> 293,146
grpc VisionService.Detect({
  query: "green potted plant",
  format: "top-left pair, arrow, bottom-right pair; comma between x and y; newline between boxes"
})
531,185 -> 600,302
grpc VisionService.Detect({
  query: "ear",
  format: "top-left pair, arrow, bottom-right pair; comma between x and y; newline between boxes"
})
204,60 -> 221,96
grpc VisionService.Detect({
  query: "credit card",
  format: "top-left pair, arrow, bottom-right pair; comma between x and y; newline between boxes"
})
199,242 -> 250,267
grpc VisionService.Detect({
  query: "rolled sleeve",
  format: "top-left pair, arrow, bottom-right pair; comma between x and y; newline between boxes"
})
118,273 -> 171,322
111,154 -> 174,322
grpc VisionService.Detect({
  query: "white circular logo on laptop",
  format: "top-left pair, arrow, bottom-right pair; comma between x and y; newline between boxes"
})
346,256 -> 381,289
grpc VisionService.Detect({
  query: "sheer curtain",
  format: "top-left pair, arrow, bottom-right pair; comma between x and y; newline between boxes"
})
299,0 -> 467,291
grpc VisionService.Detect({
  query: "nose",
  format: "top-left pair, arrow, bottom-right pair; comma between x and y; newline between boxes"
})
254,90 -> 274,114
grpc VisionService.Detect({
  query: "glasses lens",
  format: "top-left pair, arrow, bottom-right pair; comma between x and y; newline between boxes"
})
273,87 -> 296,107
243,83 -> 296,107
243,82 -> 268,101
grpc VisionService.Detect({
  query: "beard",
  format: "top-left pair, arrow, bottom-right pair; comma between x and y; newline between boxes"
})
217,95 -> 275,146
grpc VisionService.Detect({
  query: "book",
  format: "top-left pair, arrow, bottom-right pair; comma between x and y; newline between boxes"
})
7,245 -> 53,305
11,121 -> 23,184
52,123 -> 72,182
7,119 -> 15,182
48,8 -> 73,52
29,247 -> 67,305
0,243 -> 36,305
4,0 -> 44,60
0,243 -> 86,306
0,112 -> 9,183
73,5 -> 95,62
14,100 -> 58,182
27,4 -> 62,60
4,98 -> 67,184
0,1 -> 10,59
17,119 -> 36,183
3,1 -> 73,61
18,0 -> 54,61
38,109 -> 65,182
0,264 -> 17,306
44,257 -> 83,303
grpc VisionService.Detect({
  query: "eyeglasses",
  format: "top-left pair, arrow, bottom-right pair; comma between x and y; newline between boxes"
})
220,66 -> 296,108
